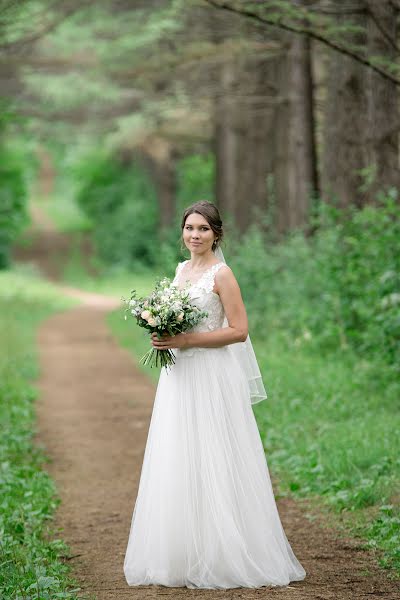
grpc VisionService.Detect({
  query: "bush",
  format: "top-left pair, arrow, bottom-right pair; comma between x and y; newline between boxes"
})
230,193 -> 400,368
0,147 -> 27,269
76,151 -> 159,268
176,153 -> 215,213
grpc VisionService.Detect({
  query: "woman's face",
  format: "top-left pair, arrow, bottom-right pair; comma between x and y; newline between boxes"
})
182,213 -> 217,256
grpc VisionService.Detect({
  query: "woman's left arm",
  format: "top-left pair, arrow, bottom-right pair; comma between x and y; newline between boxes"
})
151,266 -> 248,350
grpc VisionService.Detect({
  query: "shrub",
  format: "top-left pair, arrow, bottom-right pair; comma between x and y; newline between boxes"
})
230,192 -> 400,368
0,147 -> 27,269
76,151 -> 159,268
176,153 -> 215,213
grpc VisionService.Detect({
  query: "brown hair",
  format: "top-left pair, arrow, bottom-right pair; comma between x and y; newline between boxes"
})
180,200 -> 223,252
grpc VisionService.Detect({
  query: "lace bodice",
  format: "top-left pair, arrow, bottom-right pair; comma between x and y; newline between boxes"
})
173,260 -> 227,335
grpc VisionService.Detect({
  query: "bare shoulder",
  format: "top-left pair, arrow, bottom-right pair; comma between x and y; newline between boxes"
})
216,263 -> 233,278
215,264 -> 239,291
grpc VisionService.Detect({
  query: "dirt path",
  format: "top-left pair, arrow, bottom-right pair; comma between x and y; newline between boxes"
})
22,204 -> 399,599
14,202 -> 94,281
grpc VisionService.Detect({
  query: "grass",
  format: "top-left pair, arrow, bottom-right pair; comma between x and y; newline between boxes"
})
0,268 -> 87,599
63,259 -> 160,301
252,331 -> 400,575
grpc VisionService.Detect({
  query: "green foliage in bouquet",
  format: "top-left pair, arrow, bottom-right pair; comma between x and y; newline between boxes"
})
124,276 -> 207,369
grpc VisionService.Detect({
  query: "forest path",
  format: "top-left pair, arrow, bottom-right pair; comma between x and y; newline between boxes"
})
21,204 -> 398,599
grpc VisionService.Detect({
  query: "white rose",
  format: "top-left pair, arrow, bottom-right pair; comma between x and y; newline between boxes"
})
177,312 -> 184,322
147,317 -> 156,326
141,310 -> 151,320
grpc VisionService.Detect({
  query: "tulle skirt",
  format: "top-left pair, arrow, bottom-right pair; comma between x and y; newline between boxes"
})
123,345 -> 306,589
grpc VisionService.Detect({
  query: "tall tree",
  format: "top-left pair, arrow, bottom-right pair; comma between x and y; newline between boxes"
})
140,136 -> 177,229
214,51 -> 277,232
275,25 -> 317,232
211,7 -> 281,233
322,0 -> 399,206
366,0 -> 400,196
322,0 -> 368,208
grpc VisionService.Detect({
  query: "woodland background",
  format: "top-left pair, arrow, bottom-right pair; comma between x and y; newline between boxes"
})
1,1 -> 399,598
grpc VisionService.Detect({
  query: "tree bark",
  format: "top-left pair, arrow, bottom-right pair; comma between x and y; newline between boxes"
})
139,137 -> 177,229
214,54 -> 278,233
275,29 -> 317,233
322,0 -> 368,208
214,61 -> 239,224
366,0 -> 400,197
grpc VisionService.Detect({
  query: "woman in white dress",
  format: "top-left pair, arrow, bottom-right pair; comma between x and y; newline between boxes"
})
123,200 -> 306,589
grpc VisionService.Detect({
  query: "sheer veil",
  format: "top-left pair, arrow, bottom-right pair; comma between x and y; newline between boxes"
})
213,246 -> 267,405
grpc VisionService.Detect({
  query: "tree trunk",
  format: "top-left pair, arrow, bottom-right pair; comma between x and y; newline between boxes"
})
322,0 -> 368,208
275,29 -> 317,233
214,55 -> 277,233
214,61 -> 239,224
235,54 -> 276,232
139,137 -> 177,229
366,0 -> 400,197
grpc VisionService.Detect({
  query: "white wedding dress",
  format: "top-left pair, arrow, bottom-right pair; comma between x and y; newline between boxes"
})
123,261 -> 306,589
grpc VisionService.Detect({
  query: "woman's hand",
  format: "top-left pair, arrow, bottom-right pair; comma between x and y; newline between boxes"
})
151,331 -> 187,350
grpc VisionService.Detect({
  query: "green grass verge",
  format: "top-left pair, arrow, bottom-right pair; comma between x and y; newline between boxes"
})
252,332 -> 399,575
0,269 -> 86,599
63,260 -> 159,301
107,286 -> 400,578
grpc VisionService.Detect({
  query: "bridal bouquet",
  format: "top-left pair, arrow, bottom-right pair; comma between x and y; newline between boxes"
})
124,277 -> 208,370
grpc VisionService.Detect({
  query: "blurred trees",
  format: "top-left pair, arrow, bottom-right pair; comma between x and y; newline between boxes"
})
0,0 -> 42,268
366,1 -> 399,198
207,0 -> 399,228
1,0 -> 400,267
323,0 -> 400,207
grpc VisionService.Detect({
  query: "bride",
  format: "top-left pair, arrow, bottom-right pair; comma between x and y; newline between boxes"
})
123,200 -> 306,589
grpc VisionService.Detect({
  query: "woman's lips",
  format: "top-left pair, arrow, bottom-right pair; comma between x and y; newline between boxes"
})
190,242 -> 201,245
